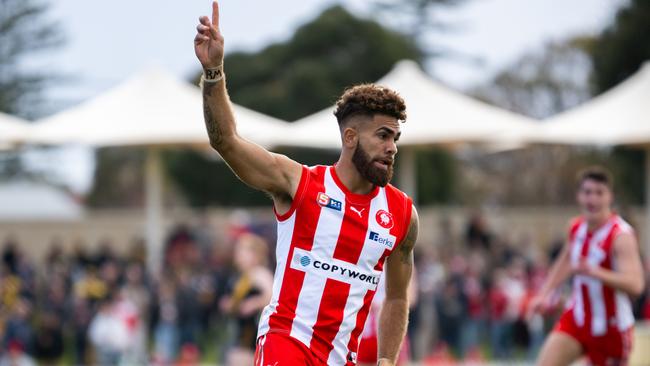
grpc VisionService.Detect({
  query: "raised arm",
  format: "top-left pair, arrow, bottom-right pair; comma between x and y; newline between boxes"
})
194,2 -> 302,208
377,205 -> 418,366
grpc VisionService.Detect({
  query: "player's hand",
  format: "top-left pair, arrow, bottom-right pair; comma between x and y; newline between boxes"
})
377,358 -> 394,366
573,259 -> 596,277
526,294 -> 547,318
194,1 -> 224,69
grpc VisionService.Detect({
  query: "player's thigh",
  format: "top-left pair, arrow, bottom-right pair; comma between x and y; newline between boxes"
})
537,331 -> 583,366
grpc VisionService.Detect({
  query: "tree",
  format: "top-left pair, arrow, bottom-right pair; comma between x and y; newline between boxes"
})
464,38 -> 596,205
472,38 -> 593,119
372,0 -> 469,58
219,5 -> 422,121
590,0 -> 650,94
589,0 -> 650,205
161,5 -> 428,207
0,0 -> 64,119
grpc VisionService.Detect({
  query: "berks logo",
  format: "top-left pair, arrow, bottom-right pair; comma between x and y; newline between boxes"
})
369,231 -> 394,249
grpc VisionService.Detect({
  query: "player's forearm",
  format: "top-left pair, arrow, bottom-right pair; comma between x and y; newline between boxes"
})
539,249 -> 571,297
202,77 -> 237,153
377,298 -> 408,364
588,267 -> 645,297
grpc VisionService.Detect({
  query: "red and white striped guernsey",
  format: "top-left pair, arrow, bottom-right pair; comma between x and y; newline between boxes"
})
257,165 -> 413,365
567,214 -> 636,336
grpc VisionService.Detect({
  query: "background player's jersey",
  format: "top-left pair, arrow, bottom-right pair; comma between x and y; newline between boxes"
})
567,214 -> 635,336
257,165 -> 413,365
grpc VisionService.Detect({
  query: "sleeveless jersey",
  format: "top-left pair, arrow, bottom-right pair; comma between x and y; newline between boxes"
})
567,214 -> 636,336
257,165 -> 413,365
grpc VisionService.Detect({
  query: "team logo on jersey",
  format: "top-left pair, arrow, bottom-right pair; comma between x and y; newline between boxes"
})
376,210 -> 394,229
317,192 -> 342,211
369,231 -> 394,249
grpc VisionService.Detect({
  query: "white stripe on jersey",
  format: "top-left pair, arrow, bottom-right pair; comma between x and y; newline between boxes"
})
615,291 -> 634,331
290,168 -> 345,346
570,223 -> 587,326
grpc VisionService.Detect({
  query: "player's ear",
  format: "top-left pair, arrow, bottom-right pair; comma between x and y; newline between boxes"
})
342,126 -> 358,148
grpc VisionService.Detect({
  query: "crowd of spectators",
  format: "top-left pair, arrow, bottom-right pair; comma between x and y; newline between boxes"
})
1,212 -> 649,365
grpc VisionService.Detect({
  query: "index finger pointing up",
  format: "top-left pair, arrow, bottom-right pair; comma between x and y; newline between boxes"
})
211,1 -> 220,28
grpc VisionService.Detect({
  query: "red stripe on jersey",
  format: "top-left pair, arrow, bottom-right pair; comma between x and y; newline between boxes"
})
268,166 -> 326,332
579,232 -> 593,331
374,249 -> 391,271
332,198 -> 371,264
568,217 -> 583,242
309,279 -> 351,360
385,185 -> 413,252
601,226 -> 618,329
347,289 -> 377,359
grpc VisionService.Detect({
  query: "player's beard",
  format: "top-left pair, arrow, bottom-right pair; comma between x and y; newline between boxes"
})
352,141 -> 393,187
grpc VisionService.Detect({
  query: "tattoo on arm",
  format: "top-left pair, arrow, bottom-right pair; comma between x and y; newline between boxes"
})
398,214 -> 418,265
202,83 -> 223,147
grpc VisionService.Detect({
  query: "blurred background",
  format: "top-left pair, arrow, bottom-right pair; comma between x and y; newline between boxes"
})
1,0 -> 649,364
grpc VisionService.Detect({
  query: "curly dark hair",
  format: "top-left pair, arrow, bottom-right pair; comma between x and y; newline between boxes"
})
333,84 -> 406,125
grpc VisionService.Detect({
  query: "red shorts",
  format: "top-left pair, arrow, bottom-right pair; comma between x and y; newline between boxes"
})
254,332 -> 327,366
554,310 -> 633,365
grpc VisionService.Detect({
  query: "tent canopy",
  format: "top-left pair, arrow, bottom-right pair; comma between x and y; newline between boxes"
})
0,112 -> 30,149
27,67 -> 292,274
31,67 -> 290,148
277,60 -> 538,149
537,61 -> 650,146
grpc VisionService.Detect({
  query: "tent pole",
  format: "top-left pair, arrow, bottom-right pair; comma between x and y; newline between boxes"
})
645,146 -> 650,257
145,148 -> 164,275
398,147 -> 417,203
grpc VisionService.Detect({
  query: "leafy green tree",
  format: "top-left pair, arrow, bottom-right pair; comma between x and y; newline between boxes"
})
0,0 -> 64,119
590,0 -> 650,94
472,38 -> 594,119
221,5 -> 422,121
589,0 -> 650,205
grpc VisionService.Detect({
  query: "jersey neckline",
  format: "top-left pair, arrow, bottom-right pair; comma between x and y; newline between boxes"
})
329,165 -> 380,203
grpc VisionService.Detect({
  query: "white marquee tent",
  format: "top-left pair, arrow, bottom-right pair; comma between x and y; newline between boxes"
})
0,112 -> 30,150
538,62 -> 650,145
31,67 -> 291,271
31,67 -> 289,147
279,60 -> 538,198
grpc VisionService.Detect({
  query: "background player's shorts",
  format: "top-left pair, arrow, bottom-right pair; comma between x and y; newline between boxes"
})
554,310 -> 633,365
254,332 -> 327,366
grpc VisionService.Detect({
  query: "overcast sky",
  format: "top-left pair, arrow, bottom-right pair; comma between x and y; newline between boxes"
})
32,0 -> 627,192
45,0 -> 625,107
